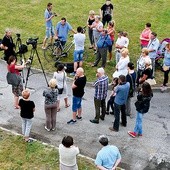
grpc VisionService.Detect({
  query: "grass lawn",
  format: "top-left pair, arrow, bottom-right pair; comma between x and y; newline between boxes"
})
0,0 -> 170,83
0,129 -> 97,169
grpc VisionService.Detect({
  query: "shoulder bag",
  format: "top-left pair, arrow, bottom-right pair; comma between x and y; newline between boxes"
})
58,72 -> 65,94
6,72 -> 21,86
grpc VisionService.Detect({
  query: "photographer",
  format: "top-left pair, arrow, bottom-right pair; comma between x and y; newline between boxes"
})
42,3 -> 56,49
70,26 -> 86,76
0,28 -> 16,62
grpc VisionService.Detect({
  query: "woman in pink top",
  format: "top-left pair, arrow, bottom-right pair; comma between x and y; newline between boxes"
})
140,23 -> 152,48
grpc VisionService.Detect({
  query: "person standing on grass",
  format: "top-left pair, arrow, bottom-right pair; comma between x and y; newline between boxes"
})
128,82 -> 153,138
55,17 -> 76,47
91,29 -> 112,68
87,10 -> 95,49
95,135 -> 121,170
90,68 -> 109,124
0,28 -> 16,62
19,89 -> 35,143
59,136 -> 79,170
100,0 -> 114,26
140,22 -> 152,49
67,67 -> 86,124
43,79 -> 58,132
42,3 -> 56,49
107,20 -> 115,62
109,75 -> 130,132
91,15 -> 103,51
70,26 -> 86,76
160,43 -> 170,92
147,32 -> 159,77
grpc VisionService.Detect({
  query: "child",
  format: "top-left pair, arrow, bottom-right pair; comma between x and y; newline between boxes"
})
19,89 -> 35,142
128,82 -> 153,138
106,78 -> 118,115
59,136 -> 79,170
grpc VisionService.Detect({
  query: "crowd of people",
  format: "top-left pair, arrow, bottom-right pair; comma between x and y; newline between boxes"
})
0,0 -> 170,169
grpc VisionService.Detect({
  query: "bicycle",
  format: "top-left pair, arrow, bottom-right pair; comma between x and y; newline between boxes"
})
43,36 -> 74,62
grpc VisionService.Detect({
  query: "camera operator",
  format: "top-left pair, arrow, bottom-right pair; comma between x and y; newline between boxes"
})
70,26 -> 86,76
0,28 -> 16,62
42,3 -> 56,49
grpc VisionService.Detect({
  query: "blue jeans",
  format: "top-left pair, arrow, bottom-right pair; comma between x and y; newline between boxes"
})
113,102 -> 126,131
45,26 -> 54,38
73,50 -> 84,62
134,112 -> 143,135
21,118 -> 32,137
72,96 -> 82,112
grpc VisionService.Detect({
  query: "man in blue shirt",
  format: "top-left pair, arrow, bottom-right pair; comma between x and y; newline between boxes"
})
42,3 -> 56,49
147,32 -> 159,77
90,68 -> 109,124
109,75 -> 130,131
92,29 -> 112,68
55,17 -> 76,46
95,135 -> 121,170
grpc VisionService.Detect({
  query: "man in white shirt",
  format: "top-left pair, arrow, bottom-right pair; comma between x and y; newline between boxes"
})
70,26 -> 86,76
115,31 -> 129,63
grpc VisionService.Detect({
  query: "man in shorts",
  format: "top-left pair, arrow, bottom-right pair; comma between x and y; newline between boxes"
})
67,67 -> 86,124
42,3 -> 56,49
70,26 -> 86,76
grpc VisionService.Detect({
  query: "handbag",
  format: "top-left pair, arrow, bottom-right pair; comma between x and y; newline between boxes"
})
163,65 -> 170,71
58,72 -> 65,94
6,72 -> 21,86
145,78 -> 156,86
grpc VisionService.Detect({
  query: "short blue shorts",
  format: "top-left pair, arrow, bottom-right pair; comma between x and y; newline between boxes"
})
45,26 -> 54,38
73,50 -> 84,62
72,96 -> 82,112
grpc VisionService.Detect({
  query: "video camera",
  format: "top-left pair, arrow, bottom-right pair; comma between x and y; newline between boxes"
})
53,12 -> 57,17
26,37 -> 39,46
16,33 -> 21,38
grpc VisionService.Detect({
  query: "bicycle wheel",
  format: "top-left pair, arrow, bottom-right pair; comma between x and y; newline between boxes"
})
44,44 -> 56,62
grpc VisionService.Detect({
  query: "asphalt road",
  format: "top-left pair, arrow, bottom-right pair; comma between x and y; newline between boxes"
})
0,59 -> 170,170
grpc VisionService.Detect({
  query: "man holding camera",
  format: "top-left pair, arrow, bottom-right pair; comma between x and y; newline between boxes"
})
70,26 -> 86,76
0,28 -> 16,62
42,3 -> 56,49
92,29 -> 112,68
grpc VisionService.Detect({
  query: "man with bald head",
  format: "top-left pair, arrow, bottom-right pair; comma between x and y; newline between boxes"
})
67,67 -> 87,124
90,67 -> 109,124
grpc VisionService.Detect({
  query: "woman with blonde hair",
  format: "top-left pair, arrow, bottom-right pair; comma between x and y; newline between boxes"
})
112,48 -> 130,78
43,78 -> 58,131
87,10 -> 95,49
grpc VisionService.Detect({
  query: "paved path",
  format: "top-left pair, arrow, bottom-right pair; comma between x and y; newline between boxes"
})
0,60 -> 170,170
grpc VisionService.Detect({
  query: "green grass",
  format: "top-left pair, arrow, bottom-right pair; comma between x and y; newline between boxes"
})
0,0 -> 170,82
0,129 -> 97,169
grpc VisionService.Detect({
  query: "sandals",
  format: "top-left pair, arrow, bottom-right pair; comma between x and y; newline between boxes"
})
65,104 -> 70,108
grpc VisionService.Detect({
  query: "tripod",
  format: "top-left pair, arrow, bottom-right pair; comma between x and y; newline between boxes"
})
25,41 -> 48,89
15,34 -> 26,83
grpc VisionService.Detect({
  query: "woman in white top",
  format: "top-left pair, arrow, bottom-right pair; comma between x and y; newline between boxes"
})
59,136 -> 79,170
53,64 -> 70,111
113,48 -> 130,78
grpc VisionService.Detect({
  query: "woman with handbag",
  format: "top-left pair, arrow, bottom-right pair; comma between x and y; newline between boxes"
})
7,55 -> 25,109
53,64 -> 70,112
128,82 -> 153,138
43,78 -> 58,131
160,43 -> 170,92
